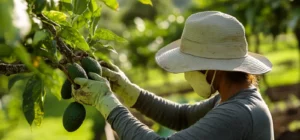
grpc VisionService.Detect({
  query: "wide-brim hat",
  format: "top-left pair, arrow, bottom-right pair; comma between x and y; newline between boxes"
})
155,11 -> 272,74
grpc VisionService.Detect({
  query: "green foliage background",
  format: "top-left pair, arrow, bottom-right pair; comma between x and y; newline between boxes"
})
0,0 -> 300,139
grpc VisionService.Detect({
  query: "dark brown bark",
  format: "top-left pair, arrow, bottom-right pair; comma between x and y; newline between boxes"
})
37,13 -> 75,63
0,63 -> 29,76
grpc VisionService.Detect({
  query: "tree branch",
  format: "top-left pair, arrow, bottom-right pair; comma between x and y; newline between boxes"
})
0,59 -> 61,76
0,63 -> 29,76
0,14 -> 87,76
37,13 -> 74,62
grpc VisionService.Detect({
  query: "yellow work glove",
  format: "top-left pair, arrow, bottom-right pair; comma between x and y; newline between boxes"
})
72,72 -> 122,119
100,62 -> 141,107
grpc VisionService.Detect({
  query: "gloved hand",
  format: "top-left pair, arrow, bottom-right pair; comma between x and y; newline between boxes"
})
100,62 -> 142,107
72,72 -> 122,119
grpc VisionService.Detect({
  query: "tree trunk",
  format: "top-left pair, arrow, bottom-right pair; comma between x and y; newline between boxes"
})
272,35 -> 277,52
295,27 -> 300,86
255,33 -> 260,53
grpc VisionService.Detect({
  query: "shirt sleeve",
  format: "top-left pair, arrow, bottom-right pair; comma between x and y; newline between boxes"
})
107,102 -> 252,140
132,90 -> 220,131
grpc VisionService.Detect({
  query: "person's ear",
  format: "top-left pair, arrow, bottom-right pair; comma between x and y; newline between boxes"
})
214,70 -> 224,90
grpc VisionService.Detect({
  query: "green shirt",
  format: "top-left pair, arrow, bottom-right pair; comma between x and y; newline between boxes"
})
107,87 -> 274,140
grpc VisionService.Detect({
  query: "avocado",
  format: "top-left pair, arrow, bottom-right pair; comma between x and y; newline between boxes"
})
33,0 -> 46,14
63,102 -> 86,132
67,63 -> 88,81
80,57 -> 102,76
61,80 -> 72,99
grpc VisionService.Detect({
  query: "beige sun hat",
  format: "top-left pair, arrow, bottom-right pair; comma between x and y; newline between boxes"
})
155,11 -> 272,74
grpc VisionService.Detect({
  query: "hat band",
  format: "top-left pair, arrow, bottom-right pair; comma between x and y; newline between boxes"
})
180,38 -> 247,59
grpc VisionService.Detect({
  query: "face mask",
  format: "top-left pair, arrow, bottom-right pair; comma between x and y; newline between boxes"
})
184,70 -> 217,98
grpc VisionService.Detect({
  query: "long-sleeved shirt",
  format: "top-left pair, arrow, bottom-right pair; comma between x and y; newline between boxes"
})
107,87 -> 274,140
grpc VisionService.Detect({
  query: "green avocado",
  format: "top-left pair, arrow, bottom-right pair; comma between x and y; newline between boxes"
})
67,63 -> 88,89
63,102 -> 86,132
60,80 -> 72,100
33,0 -> 46,14
80,57 -> 102,76
67,63 -> 88,81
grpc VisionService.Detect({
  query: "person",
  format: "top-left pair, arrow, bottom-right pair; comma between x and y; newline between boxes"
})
72,11 -> 274,140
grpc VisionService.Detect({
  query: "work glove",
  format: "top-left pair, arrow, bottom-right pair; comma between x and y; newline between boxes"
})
100,62 -> 142,107
72,72 -> 122,119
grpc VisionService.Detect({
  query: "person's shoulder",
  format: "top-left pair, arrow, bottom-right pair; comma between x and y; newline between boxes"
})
215,100 -> 252,118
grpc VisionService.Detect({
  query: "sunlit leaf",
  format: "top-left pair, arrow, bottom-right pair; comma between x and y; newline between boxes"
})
72,9 -> 92,29
61,0 -> 72,3
88,0 -> 102,36
101,0 -> 119,11
33,30 -> 49,46
0,75 -> 8,92
139,0 -> 153,6
72,15 -> 86,29
90,16 -> 101,36
44,69 -> 65,100
42,10 -> 71,26
72,0 -> 89,15
94,51 -> 110,62
93,28 -> 127,43
88,0 -> 98,12
93,42 -> 118,54
22,75 -> 45,126
58,26 -> 90,51
104,44 -> 117,54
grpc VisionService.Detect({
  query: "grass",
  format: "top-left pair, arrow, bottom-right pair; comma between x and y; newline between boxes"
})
2,117 -> 94,140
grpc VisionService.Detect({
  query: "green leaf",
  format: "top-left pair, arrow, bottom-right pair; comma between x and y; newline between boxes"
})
33,0 -> 47,14
93,42 -> 118,54
13,45 -> 39,73
8,74 -> 31,90
93,28 -> 127,43
44,70 -> 65,100
0,44 -> 13,57
40,39 -> 58,62
59,0 -> 73,11
49,40 -> 58,62
42,11 -> 70,26
87,0 -> 102,36
71,15 -> 85,29
139,0 -> 153,6
33,30 -> 49,46
88,0 -> 98,12
58,26 -> 90,51
61,0 -> 72,3
90,16 -> 101,36
94,51 -> 110,62
22,75 -> 45,126
71,9 -> 92,29
101,0 -> 119,11
72,0 -> 89,15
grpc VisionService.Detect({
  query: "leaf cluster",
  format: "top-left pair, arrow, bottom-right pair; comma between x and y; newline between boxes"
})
0,0 -> 152,127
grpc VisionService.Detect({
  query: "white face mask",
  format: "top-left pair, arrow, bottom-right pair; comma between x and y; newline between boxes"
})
184,70 -> 217,98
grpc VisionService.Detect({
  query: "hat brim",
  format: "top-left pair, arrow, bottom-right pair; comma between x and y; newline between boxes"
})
155,40 -> 272,74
